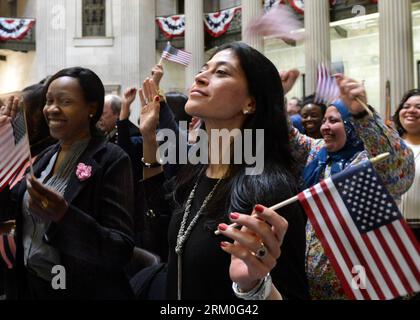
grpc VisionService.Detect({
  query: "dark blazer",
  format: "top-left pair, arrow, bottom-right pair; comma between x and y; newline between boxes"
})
2,136 -> 135,299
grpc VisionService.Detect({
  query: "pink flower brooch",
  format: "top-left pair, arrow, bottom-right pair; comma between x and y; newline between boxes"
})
76,163 -> 92,182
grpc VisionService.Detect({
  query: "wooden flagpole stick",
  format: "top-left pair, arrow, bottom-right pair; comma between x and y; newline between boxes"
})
355,97 -> 374,117
21,101 -> 34,177
159,41 -> 171,65
215,152 -> 391,235
332,73 -> 373,117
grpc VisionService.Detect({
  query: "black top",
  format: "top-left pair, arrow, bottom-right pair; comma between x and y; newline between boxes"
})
1,137 -> 135,299
166,176 -> 234,300
143,171 -> 309,300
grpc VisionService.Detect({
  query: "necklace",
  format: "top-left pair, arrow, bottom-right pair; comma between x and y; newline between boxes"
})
175,174 -> 222,300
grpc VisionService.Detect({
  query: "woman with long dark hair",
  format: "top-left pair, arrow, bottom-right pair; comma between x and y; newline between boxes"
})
139,42 -> 308,300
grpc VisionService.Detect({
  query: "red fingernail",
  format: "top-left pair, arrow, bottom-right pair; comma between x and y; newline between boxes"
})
218,224 -> 228,231
154,96 -> 160,102
220,242 -> 228,248
230,213 -> 240,220
255,205 -> 265,214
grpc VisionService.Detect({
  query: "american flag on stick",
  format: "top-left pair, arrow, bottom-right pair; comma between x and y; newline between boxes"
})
160,42 -> 192,67
0,109 -> 32,192
298,160 -> 420,300
216,153 -> 420,299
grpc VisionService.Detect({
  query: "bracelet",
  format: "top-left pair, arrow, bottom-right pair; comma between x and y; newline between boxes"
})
232,274 -> 272,300
157,88 -> 166,102
141,157 -> 161,169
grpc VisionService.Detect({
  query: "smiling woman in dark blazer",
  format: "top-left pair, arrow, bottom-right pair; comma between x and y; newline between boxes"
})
0,67 -> 134,299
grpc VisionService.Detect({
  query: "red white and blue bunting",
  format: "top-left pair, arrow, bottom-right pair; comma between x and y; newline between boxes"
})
0,18 -> 35,41
204,6 -> 241,38
155,15 -> 185,39
156,0 -> 340,39
288,0 -> 337,15
264,0 -> 286,12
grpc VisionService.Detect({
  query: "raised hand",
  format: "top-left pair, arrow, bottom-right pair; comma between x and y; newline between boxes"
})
218,205 -> 288,296
151,64 -> 164,88
0,95 -> 20,127
280,69 -> 300,95
335,74 -> 369,115
139,78 -> 161,139
120,87 -> 137,121
123,87 -> 137,106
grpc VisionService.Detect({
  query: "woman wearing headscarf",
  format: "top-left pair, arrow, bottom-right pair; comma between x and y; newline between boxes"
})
289,77 -> 414,299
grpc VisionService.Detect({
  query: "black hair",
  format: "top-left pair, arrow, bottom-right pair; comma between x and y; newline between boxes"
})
171,42 -> 300,228
393,89 -> 420,136
22,84 -> 51,148
303,94 -> 327,115
165,91 -> 191,124
43,67 -> 105,131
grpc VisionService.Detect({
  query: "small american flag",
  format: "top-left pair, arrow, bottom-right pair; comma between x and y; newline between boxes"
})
0,109 -> 31,192
298,161 -> 420,300
161,42 -> 192,67
315,63 -> 340,106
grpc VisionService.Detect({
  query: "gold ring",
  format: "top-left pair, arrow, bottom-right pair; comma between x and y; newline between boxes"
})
252,242 -> 268,260
41,198 -> 49,210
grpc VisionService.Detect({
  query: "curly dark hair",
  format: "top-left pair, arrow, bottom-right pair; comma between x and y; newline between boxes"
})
393,89 -> 420,136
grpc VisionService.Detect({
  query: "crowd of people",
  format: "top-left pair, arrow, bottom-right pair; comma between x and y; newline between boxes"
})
0,41 -> 418,300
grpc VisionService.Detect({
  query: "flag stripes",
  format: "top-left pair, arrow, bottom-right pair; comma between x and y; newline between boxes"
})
298,172 -> 420,300
0,112 -> 31,191
161,43 -> 192,67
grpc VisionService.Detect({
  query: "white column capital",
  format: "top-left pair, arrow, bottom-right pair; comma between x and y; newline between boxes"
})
379,0 -> 414,119
185,0 -> 205,90
304,0 -> 331,95
241,0 -> 264,52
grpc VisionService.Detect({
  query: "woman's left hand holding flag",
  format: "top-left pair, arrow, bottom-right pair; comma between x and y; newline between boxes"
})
0,95 -> 19,126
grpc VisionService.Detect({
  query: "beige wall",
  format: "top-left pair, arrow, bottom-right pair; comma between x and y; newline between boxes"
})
0,50 -> 37,93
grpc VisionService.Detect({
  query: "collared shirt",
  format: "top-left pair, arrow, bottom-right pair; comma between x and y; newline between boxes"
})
22,153 -> 61,281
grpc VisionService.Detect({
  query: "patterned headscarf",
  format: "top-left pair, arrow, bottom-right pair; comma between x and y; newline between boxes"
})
303,100 -> 365,188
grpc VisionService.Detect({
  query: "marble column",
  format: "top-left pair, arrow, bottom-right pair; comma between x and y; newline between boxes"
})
304,0 -> 331,95
121,0 -> 156,124
379,0 -> 414,118
241,0 -> 264,52
185,0 -> 204,89
36,0 -> 67,80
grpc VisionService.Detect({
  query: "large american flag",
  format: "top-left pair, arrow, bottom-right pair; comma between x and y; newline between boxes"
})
0,110 -> 31,192
298,161 -> 420,300
161,42 -> 192,67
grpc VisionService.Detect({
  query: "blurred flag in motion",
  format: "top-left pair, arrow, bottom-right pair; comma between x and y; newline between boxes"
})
161,42 -> 192,67
315,64 -> 341,106
0,109 -> 31,191
247,4 -> 304,43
